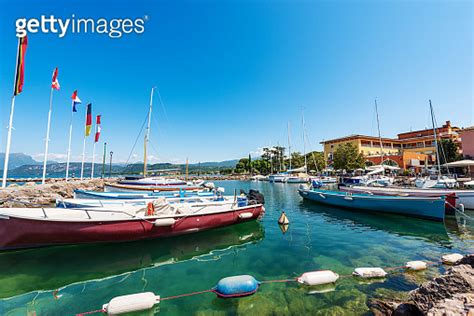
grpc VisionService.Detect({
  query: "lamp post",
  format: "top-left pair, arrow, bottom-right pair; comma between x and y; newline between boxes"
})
101,142 -> 107,179
109,151 -> 113,178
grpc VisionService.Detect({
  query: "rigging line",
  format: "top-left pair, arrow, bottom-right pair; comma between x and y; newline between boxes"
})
124,114 -> 148,166
155,88 -> 170,125
304,129 -> 320,173
432,108 -> 450,175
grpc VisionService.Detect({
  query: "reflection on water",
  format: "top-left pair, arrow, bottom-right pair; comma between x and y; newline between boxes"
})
0,181 -> 472,316
0,221 -> 264,298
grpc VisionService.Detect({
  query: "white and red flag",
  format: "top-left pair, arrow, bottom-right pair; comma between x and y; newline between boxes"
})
51,67 -> 60,90
95,115 -> 101,142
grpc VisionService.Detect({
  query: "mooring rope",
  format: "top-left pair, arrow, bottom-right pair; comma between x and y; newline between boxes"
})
75,255 -> 467,316
160,289 -> 214,301
76,308 -> 105,316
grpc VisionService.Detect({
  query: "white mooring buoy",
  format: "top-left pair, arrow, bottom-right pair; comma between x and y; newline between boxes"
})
352,267 -> 387,278
442,253 -> 463,264
405,261 -> 427,271
297,270 -> 339,286
103,292 -> 160,315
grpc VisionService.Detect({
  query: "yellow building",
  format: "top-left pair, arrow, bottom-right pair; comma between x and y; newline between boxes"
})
321,121 -> 461,169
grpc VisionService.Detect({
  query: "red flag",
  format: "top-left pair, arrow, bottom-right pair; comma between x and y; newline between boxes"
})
13,36 -> 28,96
95,115 -> 101,142
51,67 -> 60,90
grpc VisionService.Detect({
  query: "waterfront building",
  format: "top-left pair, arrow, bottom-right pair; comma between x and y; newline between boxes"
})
460,126 -> 474,159
321,121 -> 462,170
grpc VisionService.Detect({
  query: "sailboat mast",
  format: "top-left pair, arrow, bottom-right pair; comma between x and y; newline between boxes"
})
287,121 -> 292,171
144,87 -> 155,176
430,100 -> 442,176
375,99 -> 384,165
302,110 -> 307,173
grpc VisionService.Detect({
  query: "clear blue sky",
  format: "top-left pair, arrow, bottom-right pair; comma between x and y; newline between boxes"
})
0,0 -> 472,164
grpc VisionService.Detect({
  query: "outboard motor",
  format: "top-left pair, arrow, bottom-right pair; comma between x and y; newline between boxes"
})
246,189 -> 265,205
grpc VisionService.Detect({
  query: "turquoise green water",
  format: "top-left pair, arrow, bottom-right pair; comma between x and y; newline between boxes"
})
0,180 -> 473,315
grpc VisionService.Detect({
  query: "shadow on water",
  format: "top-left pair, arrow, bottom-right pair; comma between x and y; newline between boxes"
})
299,199 -> 460,247
0,221 -> 264,298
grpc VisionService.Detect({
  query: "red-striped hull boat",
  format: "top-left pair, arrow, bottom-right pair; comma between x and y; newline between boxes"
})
0,204 -> 264,250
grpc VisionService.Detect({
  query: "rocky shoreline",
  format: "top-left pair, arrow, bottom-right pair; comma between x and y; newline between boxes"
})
0,178 -> 119,207
370,255 -> 474,316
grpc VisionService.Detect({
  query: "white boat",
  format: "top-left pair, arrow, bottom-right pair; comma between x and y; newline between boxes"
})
415,175 -> 457,189
57,194 -> 235,209
119,176 -> 187,186
268,174 -> 288,183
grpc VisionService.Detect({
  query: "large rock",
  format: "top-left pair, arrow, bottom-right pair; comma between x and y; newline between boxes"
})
369,255 -> 474,316
0,178 -> 119,207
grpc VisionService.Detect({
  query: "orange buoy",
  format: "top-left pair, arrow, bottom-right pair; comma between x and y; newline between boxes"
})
146,202 -> 155,216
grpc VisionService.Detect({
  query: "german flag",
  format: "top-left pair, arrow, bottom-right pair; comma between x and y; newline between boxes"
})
85,103 -> 92,136
14,36 -> 28,96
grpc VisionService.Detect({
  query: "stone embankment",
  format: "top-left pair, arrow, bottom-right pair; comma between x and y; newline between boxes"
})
370,254 -> 474,316
0,178 -> 119,208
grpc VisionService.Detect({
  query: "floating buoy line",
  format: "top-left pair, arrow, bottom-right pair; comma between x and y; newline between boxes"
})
76,253 -> 468,316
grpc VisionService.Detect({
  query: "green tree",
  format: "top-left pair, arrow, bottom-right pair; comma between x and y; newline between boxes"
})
251,159 -> 271,174
235,158 -> 250,174
286,152 -> 304,169
333,143 -> 365,171
306,151 -> 326,172
438,139 -> 462,164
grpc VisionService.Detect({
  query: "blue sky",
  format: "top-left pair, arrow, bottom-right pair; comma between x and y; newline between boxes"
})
0,0 -> 472,164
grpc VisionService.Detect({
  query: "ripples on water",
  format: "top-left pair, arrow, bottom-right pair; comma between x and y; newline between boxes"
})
0,181 -> 472,315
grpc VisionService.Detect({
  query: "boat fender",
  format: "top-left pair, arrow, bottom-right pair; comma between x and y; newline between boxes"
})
153,218 -> 176,227
213,275 -> 260,298
239,212 -> 253,219
442,253 -> 464,264
103,292 -> 160,315
278,212 -> 289,225
318,193 -> 326,199
344,195 -> 353,201
352,267 -> 387,278
297,270 -> 339,286
405,261 -> 427,271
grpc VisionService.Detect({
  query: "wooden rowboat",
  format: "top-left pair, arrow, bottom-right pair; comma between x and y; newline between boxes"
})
0,194 -> 265,250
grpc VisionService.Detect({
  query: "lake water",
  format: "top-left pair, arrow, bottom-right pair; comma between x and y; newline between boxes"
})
0,180 -> 473,315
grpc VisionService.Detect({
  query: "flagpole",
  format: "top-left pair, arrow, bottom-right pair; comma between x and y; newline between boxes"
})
2,96 -> 16,188
80,106 -> 88,180
2,38 -> 21,188
65,101 -> 74,181
41,88 -> 54,184
91,141 -> 96,179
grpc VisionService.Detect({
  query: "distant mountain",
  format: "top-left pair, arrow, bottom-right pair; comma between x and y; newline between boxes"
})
0,153 -> 240,177
0,153 -> 41,169
190,159 -> 239,168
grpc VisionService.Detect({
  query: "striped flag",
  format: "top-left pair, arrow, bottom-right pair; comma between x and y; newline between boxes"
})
85,103 -> 92,136
71,90 -> 81,112
51,67 -> 60,90
13,36 -> 28,96
95,115 -> 101,142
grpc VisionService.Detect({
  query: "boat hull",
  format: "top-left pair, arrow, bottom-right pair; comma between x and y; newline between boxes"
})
298,189 -> 445,221
74,189 -> 212,200
105,183 -> 203,192
0,205 -> 264,250
339,186 -> 474,209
